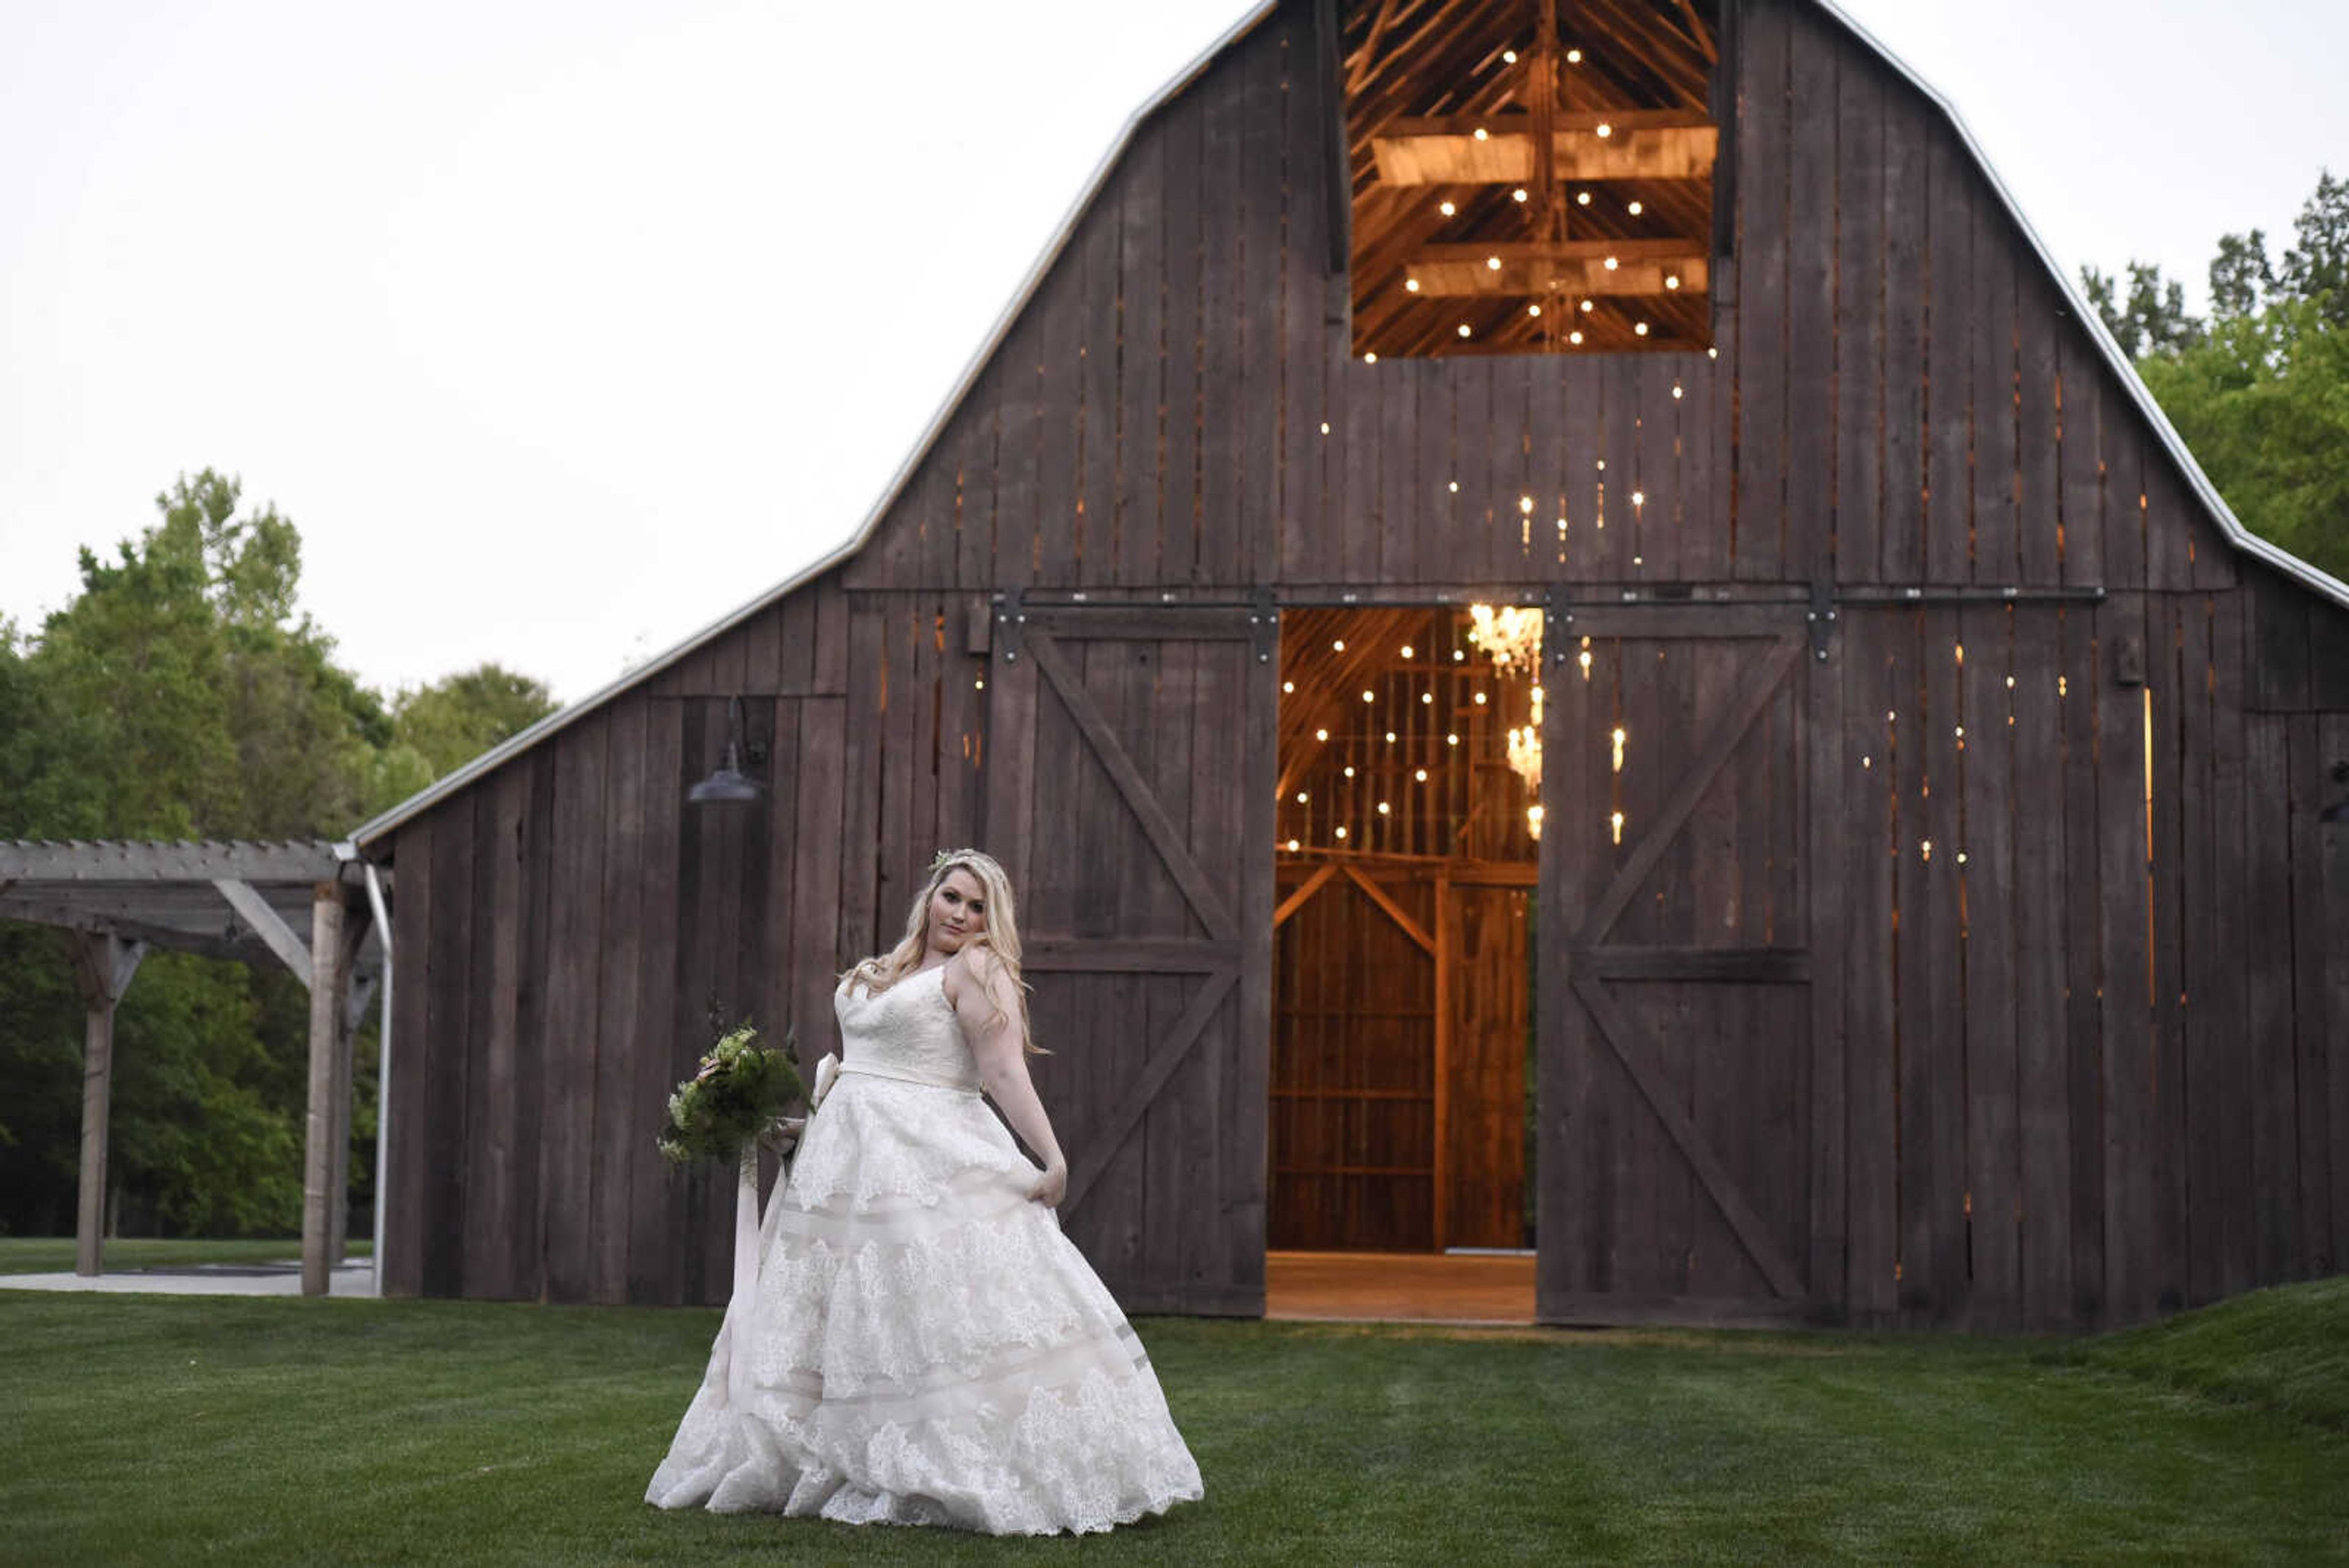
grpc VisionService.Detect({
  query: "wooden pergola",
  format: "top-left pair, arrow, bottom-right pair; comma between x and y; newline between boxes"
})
0,840 -> 390,1295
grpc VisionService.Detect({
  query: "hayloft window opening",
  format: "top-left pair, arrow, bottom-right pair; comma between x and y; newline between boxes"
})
1343,1 -> 1724,360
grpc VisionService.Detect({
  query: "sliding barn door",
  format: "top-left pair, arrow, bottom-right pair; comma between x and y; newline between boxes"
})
1538,607 -> 1829,1326
983,604 -> 1275,1315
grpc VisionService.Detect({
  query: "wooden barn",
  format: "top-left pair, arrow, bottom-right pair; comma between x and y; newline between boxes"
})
354,0 -> 2349,1331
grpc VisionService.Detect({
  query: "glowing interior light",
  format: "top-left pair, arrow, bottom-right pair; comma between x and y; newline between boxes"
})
2006,674 -> 2016,688
1604,256 -> 1620,270
1378,801 -> 1392,815
1385,730 -> 1397,743
2058,675 -> 2069,697
1503,48 -> 1518,63
1487,255 -> 1503,270
1665,274 -> 1681,290
1957,850 -> 1970,864
1439,200 -> 1457,217
1315,727 -> 1329,741
1527,303 -> 1542,317
1578,650 -> 1592,678
1406,277 -> 1421,292
1635,321 -> 1649,336
1319,422 -> 1330,434
1473,127 -> 1490,141
1861,755 -> 1872,768
1569,330 -> 1584,345
974,677 -> 985,690
1335,825 -> 1348,839
1362,690 -> 1375,702
1887,710 -> 1897,723
1672,384 -> 1685,399
1566,46 -> 1582,62
1631,489 -> 1646,506
1528,804 -> 1545,837
1954,725 -> 1965,738
1576,190 -> 1592,207
1364,352 -> 1378,363
1448,480 -> 1460,492
1627,200 -> 1644,215
1595,459 -> 1606,470
1580,299 -> 1594,312
1343,765 -> 1356,777
1595,122 -> 1612,138
1708,347 -> 1719,359
1513,187 -> 1529,203
1611,726 -> 1627,770
1920,839 -> 1933,861
1453,650 -> 1464,661
1632,554 -> 1644,566
1420,691 -> 1434,704
1401,645 -> 1414,658
1458,323 -> 1473,337
1334,639 -> 1345,651
1286,838 -> 1300,851
1446,733 -> 1460,745
1415,768 -> 1428,781
1282,680 -> 1294,692
1295,791 -> 1309,803
1474,692 -> 1488,705
1610,810 -> 1625,843
1519,495 -> 1534,513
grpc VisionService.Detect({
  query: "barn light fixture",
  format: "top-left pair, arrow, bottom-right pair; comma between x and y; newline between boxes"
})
688,696 -> 766,806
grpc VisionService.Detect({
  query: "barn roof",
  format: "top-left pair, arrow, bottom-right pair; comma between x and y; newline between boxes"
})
349,0 -> 2349,854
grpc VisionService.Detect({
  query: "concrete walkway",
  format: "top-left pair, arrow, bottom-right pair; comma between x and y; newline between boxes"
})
0,1260 -> 378,1297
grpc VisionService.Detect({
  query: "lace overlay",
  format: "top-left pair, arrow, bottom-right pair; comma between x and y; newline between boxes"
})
645,964 -> 1203,1535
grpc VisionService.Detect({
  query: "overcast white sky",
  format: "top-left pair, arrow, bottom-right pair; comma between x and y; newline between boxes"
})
4,1 -> 2343,706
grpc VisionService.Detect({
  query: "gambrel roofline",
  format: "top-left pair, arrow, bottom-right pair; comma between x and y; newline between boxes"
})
351,0 -> 2349,851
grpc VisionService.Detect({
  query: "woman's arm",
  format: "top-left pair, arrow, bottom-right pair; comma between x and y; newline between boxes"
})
949,947 -> 1067,1204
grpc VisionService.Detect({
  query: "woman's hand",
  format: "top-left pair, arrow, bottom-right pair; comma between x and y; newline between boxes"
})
1028,1158 -> 1067,1207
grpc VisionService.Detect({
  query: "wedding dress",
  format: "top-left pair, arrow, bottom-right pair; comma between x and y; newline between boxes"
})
645,962 -> 1203,1534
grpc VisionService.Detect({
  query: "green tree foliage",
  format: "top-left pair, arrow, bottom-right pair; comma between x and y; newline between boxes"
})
2084,170 -> 2349,584
0,474 -> 552,1239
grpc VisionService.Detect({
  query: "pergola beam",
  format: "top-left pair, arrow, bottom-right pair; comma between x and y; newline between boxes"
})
0,839 -> 348,882
213,878 -> 315,989
68,931 -> 146,1277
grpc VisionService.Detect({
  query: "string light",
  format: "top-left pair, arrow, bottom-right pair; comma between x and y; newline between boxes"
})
1570,330 -> 1584,344
1384,730 -> 1397,743
1486,255 -> 1502,270
1627,200 -> 1644,215
1320,421 -> 1330,434
1458,323 -> 1472,337
1377,801 -> 1391,816
1315,727 -> 1329,741
1604,256 -> 1620,270
1631,489 -> 1645,506
1453,650 -> 1465,661
1527,804 -> 1545,838
1282,680 -> 1294,692
1502,48 -> 1518,62
1295,791 -> 1309,803
1519,494 -> 1534,513
1415,768 -> 1428,781
1527,303 -> 1542,317
1472,127 -> 1490,141
1364,352 -> 1378,363
1595,122 -> 1612,138
1446,733 -> 1459,745
1439,200 -> 1457,217
1671,383 -> 1684,399
974,677 -> 985,690
1362,690 -> 1375,702
1612,726 -> 1627,771
1576,191 -> 1592,207
1611,810 -> 1625,844
1420,691 -> 1434,704
1665,274 -> 1681,290
1581,299 -> 1594,312
1400,645 -> 1414,658
1335,826 -> 1348,839
1635,321 -> 1649,336
1513,187 -> 1529,203
1406,278 -> 1421,292
1343,765 -> 1356,777
1448,480 -> 1460,492
1333,639 -> 1345,651
1565,46 -> 1581,62
1286,838 -> 1301,851
1707,347 -> 1719,359
1578,648 -> 1592,679
1474,691 -> 1488,705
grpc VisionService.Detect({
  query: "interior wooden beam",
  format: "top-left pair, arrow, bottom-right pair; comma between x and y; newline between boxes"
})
1406,244 -> 1708,297
1373,111 -> 1716,185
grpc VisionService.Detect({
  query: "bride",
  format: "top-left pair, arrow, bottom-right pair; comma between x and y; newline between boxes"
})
645,848 -> 1203,1534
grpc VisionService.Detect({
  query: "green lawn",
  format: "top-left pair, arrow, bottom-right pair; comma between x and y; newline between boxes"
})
1,1280 -> 2342,1566
0,1236 -> 371,1275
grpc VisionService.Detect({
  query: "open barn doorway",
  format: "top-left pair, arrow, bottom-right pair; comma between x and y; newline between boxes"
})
1264,606 -> 1543,1321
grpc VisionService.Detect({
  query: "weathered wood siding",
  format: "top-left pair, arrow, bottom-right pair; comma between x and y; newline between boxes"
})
380,0 -> 2349,1324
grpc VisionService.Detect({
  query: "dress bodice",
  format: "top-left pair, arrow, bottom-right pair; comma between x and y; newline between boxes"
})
833,965 -> 981,1088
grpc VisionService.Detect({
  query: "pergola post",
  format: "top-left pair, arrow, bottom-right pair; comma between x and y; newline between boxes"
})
68,930 -> 144,1277
300,883 -> 352,1296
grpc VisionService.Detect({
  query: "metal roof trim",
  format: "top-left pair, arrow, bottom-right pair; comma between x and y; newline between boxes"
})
349,2 -> 1279,850
354,0 -> 2346,852
1811,0 -> 2349,611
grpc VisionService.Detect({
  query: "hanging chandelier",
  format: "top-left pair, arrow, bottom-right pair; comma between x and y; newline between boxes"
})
1469,604 -> 1545,837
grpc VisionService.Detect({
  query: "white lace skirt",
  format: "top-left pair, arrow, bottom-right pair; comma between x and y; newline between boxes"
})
644,1076 -> 1204,1535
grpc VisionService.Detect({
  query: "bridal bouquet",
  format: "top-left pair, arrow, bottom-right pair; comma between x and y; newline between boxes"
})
656,1022 -> 804,1166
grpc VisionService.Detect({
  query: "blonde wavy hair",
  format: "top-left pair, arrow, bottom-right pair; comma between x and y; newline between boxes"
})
839,848 -> 1041,1055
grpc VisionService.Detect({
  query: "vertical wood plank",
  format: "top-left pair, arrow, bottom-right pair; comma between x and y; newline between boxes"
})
1878,89 -> 1929,585
2243,710 -> 2303,1279
1732,0 -> 1788,585
1924,136 -> 1973,588
1114,111 -> 1168,591
540,713 -> 607,1304
1162,91 -> 1207,587
2011,609 -> 2073,1326
1784,3 -> 1836,585
590,694 -> 648,1304
628,699 -> 686,1305
1842,613 -> 1898,1320
2060,605 -> 2107,1324
1833,53 -> 1884,589
2097,591 -> 2156,1323
1959,603 -> 2019,1325
2016,269 -> 2064,586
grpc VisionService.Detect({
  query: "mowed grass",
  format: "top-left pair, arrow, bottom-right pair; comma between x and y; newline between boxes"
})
1,1281 -> 2344,1566
0,1236 -> 371,1275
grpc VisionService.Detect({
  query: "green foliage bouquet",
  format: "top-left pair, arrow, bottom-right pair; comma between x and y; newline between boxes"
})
656,1022 -> 803,1166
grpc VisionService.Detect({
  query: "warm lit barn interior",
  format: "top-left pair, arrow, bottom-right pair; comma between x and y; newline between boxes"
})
1269,605 -> 1553,1316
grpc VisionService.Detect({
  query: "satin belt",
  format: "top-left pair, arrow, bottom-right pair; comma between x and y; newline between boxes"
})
836,1058 -> 985,1096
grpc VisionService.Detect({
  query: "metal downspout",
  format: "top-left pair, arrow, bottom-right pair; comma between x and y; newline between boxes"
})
362,860 -> 393,1299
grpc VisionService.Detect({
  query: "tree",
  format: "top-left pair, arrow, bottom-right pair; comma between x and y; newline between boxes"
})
2087,172 -> 2349,584
369,664 -> 559,811
2080,261 -> 2204,358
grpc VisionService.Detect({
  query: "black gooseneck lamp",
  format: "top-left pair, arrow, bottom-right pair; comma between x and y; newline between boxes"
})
688,695 -> 768,806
